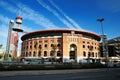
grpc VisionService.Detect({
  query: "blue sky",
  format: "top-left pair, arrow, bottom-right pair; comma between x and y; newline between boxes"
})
0,0 -> 120,51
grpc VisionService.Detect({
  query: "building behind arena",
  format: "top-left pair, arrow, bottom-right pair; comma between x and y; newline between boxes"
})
21,29 -> 101,63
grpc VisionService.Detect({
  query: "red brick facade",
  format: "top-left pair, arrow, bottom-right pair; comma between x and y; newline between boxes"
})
21,29 -> 100,63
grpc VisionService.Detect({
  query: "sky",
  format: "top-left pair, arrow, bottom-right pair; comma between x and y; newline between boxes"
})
0,0 -> 120,52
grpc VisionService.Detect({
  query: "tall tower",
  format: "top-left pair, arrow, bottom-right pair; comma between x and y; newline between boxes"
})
16,16 -> 22,28
14,15 -> 22,58
5,20 -> 14,61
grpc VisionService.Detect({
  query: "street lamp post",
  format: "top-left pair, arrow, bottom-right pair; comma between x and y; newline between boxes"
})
97,18 -> 105,56
97,18 -> 108,66
97,18 -> 104,35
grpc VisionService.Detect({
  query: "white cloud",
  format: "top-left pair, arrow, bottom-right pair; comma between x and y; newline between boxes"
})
49,0 -> 82,30
15,1 -> 59,29
37,0 -> 75,29
0,0 -> 59,29
0,0 -> 61,53
0,14 -> 34,51
0,14 -> 34,37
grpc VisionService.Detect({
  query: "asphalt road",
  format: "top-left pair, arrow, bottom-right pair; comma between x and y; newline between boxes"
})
0,68 -> 120,80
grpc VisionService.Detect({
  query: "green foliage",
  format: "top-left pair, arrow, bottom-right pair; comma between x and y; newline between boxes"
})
0,63 -> 106,71
0,44 -> 3,59
51,44 -> 57,57
0,44 -> 2,49
0,54 -> 4,59
81,63 -> 105,68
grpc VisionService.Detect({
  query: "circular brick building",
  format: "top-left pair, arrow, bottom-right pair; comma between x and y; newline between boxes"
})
21,29 -> 101,63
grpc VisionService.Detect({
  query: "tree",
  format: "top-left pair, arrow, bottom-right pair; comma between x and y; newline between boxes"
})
51,44 -> 57,63
34,41 -> 38,57
97,46 -> 101,57
34,41 -> 42,57
0,44 -> 3,59
0,44 -> 2,49
0,54 -> 4,59
88,45 -> 93,63
52,44 -> 57,57
89,45 -> 93,54
38,44 -> 42,57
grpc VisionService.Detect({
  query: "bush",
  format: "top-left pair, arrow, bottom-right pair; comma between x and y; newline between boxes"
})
81,63 -> 106,68
0,54 -> 4,59
0,63 -> 106,71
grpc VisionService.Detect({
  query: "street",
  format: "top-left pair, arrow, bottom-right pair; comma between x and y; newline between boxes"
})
0,68 -> 120,80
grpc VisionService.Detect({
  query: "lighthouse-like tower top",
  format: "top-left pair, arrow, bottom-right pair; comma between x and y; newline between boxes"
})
16,16 -> 22,24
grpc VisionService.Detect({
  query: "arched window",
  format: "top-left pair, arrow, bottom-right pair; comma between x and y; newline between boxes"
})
44,44 -> 47,48
83,41 -> 85,43
88,52 -> 90,57
92,52 -> 94,57
57,44 -> 60,47
39,44 -> 42,48
88,45 -> 90,49
23,52 -> 25,57
96,53 -> 97,57
38,51 -> 41,57
30,45 -> 32,49
33,51 -> 36,57
44,51 -> 47,56
51,44 -> 53,47
50,51 -> 53,56
57,51 -> 61,56
34,43 -> 37,49
26,52 -> 28,57
83,45 -> 85,48
29,52 -> 31,57
83,51 -> 86,57
69,44 -> 77,60
26,46 -> 28,49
